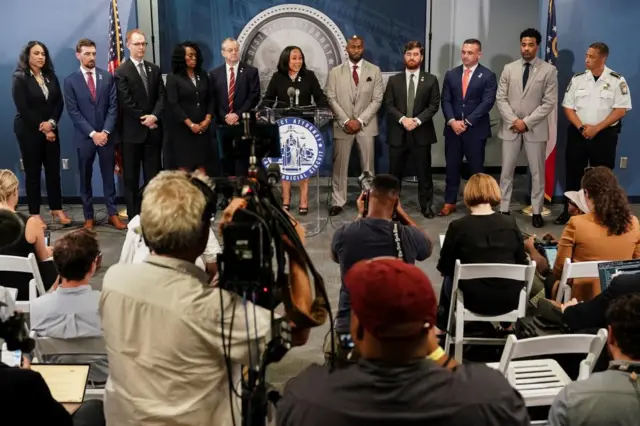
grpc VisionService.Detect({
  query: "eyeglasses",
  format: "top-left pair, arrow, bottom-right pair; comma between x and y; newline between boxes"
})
131,42 -> 148,47
223,48 -> 239,53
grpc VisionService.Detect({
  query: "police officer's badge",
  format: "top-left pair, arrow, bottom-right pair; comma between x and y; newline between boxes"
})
620,81 -> 629,95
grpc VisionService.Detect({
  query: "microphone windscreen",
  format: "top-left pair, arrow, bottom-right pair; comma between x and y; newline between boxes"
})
287,86 -> 296,97
0,210 -> 24,249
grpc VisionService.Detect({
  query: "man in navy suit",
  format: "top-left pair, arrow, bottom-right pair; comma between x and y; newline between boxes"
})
64,38 -> 125,230
439,39 -> 497,216
209,38 -> 260,179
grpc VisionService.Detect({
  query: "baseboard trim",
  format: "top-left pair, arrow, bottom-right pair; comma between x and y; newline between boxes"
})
19,196 -> 126,205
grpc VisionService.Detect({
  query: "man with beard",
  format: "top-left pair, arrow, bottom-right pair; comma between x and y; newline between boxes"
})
64,38 -> 124,230
496,28 -> 557,228
326,35 -> 384,216
383,41 -> 440,218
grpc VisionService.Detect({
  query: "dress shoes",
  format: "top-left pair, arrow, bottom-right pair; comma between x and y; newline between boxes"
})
532,214 -> 544,228
500,211 -> 511,216
329,206 -> 343,216
421,207 -> 435,219
554,211 -> 570,225
438,204 -> 456,217
83,219 -> 96,230
108,215 -> 127,230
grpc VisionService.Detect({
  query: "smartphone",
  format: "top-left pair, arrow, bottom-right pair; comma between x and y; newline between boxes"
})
339,333 -> 354,349
1,343 -> 22,367
542,243 -> 558,266
44,230 -> 51,246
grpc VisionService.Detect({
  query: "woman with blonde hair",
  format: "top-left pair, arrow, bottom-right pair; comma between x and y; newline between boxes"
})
436,173 -> 528,329
0,169 -> 56,299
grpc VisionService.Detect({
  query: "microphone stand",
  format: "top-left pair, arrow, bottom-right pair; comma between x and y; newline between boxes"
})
148,0 -> 157,63
427,0 -> 434,73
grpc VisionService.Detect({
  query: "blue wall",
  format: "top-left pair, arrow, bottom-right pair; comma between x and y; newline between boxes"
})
541,0 -> 640,196
0,0 -> 137,198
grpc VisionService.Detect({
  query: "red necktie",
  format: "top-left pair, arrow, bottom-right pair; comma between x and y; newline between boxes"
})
462,69 -> 471,98
86,71 -> 96,103
352,65 -> 359,86
228,67 -> 235,112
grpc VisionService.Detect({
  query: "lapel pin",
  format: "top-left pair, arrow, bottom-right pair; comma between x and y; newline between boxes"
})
147,66 -> 151,73
45,77 -> 50,84
99,74 -> 102,80
478,73 -> 483,78
240,68 -> 244,73
298,76 -> 302,82
420,76 -> 424,82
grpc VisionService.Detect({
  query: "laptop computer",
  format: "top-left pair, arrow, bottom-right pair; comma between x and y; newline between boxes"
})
30,363 -> 90,405
597,259 -> 640,292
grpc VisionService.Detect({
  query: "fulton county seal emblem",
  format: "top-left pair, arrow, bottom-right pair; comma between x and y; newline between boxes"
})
263,117 -> 325,182
237,4 -> 346,93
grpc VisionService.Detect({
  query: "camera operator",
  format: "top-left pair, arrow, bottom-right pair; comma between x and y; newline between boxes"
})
99,171 -> 313,425
330,174 -> 432,360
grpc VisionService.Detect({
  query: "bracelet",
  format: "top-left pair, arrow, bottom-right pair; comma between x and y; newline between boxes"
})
427,346 -> 445,361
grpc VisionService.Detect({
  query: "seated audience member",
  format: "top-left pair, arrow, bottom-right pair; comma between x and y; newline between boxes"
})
560,272 -> 640,333
436,173 -> 527,329
552,167 -> 640,301
548,293 -> 640,426
524,189 -> 590,299
277,258 -> 529,426
30,229 -> 108,384
0,169 -> 57,299
0,355 -> 105,426
119,211 -> 221,281
100,171 -> 315,425
331,174 -> 432,358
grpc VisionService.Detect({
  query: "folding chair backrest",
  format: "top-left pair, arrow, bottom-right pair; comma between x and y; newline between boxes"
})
556,259 -> 604,302
453,260 -> 536,304
32,332 -> 107,358
498,329 -> 608,375
0,254 -> 46,295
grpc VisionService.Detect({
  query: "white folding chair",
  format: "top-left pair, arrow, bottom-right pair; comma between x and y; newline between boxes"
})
0,253 -> 46,313
439,234 -> 445,248
556,259 -> 606,303
30,331 -> 107,399
487,329 -> 608,407
444,260 -> 536,363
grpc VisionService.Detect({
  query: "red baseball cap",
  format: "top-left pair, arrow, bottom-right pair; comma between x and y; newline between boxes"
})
345,258 -> 437,340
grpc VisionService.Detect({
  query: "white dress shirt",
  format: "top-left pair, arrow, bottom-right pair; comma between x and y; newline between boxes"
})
400,69 -> 422,126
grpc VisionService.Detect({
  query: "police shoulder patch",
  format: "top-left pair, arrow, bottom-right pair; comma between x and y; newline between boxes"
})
620,81 -> 629,95
574,71 -> 586,77
610,71 -> 622,79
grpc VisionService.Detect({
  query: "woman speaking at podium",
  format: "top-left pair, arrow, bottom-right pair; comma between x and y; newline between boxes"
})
263,46 -> 327,215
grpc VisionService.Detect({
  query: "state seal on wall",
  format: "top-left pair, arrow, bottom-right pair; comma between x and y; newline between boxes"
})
237,4 -> 347,94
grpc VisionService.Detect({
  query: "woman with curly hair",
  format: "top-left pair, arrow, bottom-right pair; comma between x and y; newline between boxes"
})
553,166 -> 640,301
11,41 -> 71,228
165,41 -> 214,173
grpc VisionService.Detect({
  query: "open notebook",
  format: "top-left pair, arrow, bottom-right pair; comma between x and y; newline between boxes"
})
30,364 -> 90,403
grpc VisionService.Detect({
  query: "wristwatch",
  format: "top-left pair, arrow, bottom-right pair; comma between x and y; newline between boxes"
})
579,125 -> 585,133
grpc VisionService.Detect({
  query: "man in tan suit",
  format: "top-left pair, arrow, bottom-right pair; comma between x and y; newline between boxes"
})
496,28 -> 558,228
326,35 -> 384,216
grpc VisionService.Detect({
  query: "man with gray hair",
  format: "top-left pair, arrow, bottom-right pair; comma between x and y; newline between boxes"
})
100,170 -> 313,425
209,38 -> 260,180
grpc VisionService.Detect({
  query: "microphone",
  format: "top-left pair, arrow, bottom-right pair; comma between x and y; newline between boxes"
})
295,89 -> 300,107
287,86 -> 296,108
242,112 -> 250,139
266,163 -> 281,187
0,210 -> 24,249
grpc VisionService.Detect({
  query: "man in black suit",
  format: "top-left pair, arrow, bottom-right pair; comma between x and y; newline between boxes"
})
384,41 -> 440,218
114,29 -> 165,218
209,38 -> 260,178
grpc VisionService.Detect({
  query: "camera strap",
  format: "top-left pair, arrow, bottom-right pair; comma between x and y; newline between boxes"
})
609,362 -> 640,411
393,222 -> 409,263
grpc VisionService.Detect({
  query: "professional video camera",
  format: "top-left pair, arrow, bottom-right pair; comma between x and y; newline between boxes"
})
215,112 -> 331,426
0,309 -> 33,356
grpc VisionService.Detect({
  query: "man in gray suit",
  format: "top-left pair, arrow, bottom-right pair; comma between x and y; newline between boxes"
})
496,28 -> 558,228
326,35 -> 384,216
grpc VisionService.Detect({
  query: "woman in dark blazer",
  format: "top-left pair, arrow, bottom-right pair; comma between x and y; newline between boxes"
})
11,41 -> 71,228
165,41 -> 214,173
263,46 -> 328,215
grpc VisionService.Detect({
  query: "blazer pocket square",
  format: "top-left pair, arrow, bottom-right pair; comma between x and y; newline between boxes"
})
366,77 -> 372,82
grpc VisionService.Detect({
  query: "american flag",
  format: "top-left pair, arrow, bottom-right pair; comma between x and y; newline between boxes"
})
544,0 -> 558,201
108,0 -> 124,74
108,0 -> 124,175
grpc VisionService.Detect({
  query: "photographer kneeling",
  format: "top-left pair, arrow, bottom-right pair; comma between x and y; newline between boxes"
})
99,171 -> 314,426
330,174 -> 432,361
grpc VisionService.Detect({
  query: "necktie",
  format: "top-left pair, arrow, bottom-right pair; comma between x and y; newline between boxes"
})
86,71 -> 96,103
523,63 -> 531,91
138,63 -> 149,94
352,65 -> 359,86
228,67 -> 236,113
407,74 -> 415,117
462,68 -> 472,98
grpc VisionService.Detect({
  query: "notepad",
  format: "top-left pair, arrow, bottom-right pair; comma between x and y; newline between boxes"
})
30,364 -> 90,403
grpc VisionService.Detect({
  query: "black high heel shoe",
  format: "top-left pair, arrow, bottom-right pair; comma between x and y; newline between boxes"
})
298,207 -> 308,216
283,204 -> 290,211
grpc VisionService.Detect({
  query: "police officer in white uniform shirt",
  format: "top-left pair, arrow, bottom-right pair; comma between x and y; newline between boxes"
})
555,42 -> 632,225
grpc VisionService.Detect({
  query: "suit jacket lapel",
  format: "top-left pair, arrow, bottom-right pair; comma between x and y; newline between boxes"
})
414,71 -> 426,101
464,65 -> 482,100
397,72 -> 407,112
94,69 -> 102,104
344,63 -> 355,104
